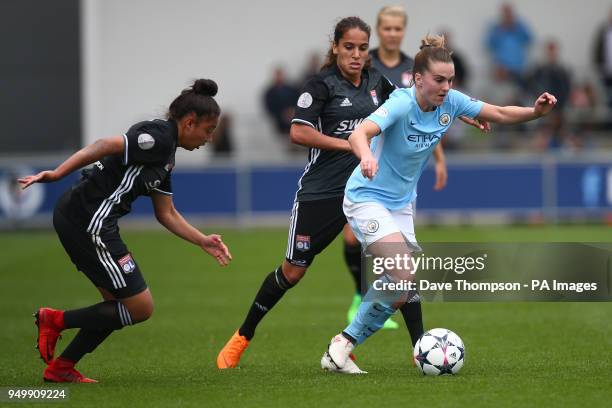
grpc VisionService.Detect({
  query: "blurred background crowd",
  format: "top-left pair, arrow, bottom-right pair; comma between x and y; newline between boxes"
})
0,0 -> 610,226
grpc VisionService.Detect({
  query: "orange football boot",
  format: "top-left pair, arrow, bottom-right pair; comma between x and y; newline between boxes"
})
217,330 -> 249,369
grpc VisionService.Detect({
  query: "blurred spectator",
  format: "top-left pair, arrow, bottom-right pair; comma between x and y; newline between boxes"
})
438,30 -> 471,151
593,8 -> 612,108
263,66 -> 300,141
298,52 -> 322,88
211,114 -> 234,156
478,66 -> 524,149
528,41 -> 571,108
568,81 -> 598,151
527,40 -> 572,151
440,30 -> 469,90
485,3 -> 532,86
570,81 -> 597,110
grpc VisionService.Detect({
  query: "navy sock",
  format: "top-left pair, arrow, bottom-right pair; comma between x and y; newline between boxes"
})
343,242 -> 363,294
399,298 -> 424,346
60,329 -> 113,363
64,300 -> 133,330
239,266 -> 294,340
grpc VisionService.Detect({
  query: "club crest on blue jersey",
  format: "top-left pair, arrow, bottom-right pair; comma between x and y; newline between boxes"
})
439,113 -> 451,126
118,254 -> 136,274
370,90 -> 379,106
365,220 -> 379,233
295,235 -> 311,252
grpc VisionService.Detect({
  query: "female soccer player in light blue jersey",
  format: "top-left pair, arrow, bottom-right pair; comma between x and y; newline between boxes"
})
321,34 -> 556,374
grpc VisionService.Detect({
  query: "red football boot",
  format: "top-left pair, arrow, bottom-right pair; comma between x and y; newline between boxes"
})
34,307 -> 64,364
43,358 -> 97,383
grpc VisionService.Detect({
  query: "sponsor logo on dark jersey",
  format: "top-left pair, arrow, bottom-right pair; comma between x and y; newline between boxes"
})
334,118 -> 366,135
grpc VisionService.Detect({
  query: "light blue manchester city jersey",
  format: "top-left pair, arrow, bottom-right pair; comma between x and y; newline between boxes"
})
345,87 -> 484,210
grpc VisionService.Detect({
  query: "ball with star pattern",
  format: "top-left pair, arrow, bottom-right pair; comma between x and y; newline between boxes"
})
413,328 -> 465,375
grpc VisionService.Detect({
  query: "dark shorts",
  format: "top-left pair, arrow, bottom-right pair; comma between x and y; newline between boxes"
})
285,196 -> 347,267
53,206 -> 147,299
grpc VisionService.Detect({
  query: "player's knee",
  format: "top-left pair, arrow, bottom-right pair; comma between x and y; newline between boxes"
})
282,261 -> 307,285
123,298 -> 154,324
135,301 -> 154,323
343,225 -> 359,246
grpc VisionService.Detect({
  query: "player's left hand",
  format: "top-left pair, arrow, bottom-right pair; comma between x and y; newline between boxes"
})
433,161 -> 448,191
201,234 -> 232,266
459,116 -> 491,133
534,92 -> 557,117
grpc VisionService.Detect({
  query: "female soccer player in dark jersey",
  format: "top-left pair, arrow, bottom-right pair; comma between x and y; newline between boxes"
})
216,17 -> 395,371
19,79 -> 232,383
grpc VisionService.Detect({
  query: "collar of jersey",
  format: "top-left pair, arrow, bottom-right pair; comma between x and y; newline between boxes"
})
332,64 -> 368,89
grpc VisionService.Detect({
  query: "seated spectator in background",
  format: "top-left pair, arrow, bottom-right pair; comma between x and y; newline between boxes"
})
439,29 -> 471,150
211,114 -> 234,156
567,81 -> 598,151
440,30 -> 469,90
263,66 -> 300,144
298,52 -> 322,88
570,81 -> 597,111
527,40 -> 572,151
477,65 -> 525,149
485,3 -> 532,87
593,8 -> 612,108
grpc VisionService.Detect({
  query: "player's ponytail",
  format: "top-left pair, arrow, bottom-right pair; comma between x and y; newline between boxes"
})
410,34 -> 453,86
321,16 -> 372,70
167,78 -> 220,121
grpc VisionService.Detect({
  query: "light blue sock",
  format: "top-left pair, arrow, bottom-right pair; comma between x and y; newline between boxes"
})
343,275 -> 399,345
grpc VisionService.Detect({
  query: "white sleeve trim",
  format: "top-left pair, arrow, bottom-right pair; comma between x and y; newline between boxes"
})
122,134 -> 129,165
152,188 -> 173,196
291,119 -> 315,128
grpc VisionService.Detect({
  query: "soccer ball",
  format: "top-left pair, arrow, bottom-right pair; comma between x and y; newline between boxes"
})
413,328 -> 465,376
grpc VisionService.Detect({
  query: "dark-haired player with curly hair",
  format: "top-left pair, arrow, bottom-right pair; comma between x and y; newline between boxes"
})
19,78 -> 232,383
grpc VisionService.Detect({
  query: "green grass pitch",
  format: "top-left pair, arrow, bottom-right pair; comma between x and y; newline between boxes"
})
1,225 -> 611,407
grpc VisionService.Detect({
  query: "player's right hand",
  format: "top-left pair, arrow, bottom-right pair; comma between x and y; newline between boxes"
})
201,234 -> 232,266
17,170 -> 59,189
360,154 -> 378,180
534,92 -> 557,117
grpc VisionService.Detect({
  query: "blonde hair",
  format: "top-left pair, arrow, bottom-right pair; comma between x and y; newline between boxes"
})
419,34 -> 446,50
376,5 -> 408,28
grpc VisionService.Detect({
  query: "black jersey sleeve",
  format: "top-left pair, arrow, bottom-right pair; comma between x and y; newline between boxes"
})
380,74 -> 397,103
152,172 -> 173,196
123,121 -> 174,166
291,76 -> 329,129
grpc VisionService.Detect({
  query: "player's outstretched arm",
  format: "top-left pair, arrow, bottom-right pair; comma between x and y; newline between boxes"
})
151,193 -> 232,266
476,92 -> 557,125
289,123 -> 352,152
18,136 -> 125,189
348,120 -> 381,180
